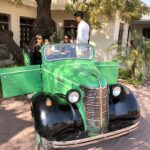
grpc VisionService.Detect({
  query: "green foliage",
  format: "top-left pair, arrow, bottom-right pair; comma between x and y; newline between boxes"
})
136,38 -> 150,80
119,68 -> 131,80
119,68 -> 144,85
65,0 -> 150,29
8,0 -> 22,6
107,36 -> 150,85
65,0 -> 114,29
119,0 -> 150,22
50,31 -> 62,44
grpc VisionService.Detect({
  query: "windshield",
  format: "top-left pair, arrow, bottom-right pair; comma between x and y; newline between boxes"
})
44,44 -> 94,61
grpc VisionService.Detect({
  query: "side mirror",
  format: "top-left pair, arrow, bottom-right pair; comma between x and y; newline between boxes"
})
23,44 -> 32,56
23,44 -> 32,65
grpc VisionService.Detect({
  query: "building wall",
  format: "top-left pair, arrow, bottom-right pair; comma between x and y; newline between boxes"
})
133,25 -> 150,37
90,16 -> 129,61
51,10 -> 74,35
52,11 -> 129,61
130,14 -> 150,39
0,0 -> 129,61
0,0 -> 73,45
142,14 -> 150,20
0,0 -> 36,45
91,22 -> 116,61
22,0 -> 71,10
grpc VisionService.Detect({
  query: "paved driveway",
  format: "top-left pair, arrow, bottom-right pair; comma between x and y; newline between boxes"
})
0,80 -> 150,150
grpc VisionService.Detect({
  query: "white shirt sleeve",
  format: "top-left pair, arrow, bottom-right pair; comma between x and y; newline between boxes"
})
77,21 -> 89,44
77,23 -> 84,43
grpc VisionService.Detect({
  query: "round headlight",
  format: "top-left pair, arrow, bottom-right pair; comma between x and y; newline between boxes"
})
67,90 -> 80,103
112,86 -> 121,97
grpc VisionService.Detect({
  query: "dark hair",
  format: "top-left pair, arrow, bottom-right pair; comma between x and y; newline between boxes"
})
35,34 -> 43,43
64,34 -> 70,39
36,34 -> 42,39
74,11 -> 84,19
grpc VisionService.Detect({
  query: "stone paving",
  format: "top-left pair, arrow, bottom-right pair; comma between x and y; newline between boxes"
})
0,80 -> 150,150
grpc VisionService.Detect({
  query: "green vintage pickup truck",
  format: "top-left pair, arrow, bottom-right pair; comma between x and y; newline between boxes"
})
0,44 -> 140,150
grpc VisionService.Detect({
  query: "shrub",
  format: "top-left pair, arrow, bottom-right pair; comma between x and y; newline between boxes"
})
107,37 -> 150,85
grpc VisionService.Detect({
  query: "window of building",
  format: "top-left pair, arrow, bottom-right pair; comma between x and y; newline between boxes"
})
64,20 -> 77,41
0,13 -> 10,31
20,17 -> 34,48
118,23 -> 124,45
143,28 -> 150,39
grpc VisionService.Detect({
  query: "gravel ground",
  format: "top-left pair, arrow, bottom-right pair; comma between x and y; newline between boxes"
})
0,80 -> 150,150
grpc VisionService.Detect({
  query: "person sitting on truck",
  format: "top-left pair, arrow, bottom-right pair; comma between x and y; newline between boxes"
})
33,34 -> 43,64
61,35 -> 76,57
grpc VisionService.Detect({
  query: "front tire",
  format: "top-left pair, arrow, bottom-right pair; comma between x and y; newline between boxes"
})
38,137 -> 53,150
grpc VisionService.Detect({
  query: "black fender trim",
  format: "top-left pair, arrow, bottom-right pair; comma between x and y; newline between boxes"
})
109,84 -> 140,121
32,93 -> 83,139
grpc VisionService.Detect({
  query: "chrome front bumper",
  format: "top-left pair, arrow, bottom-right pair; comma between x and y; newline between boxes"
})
47,121 -> 139,148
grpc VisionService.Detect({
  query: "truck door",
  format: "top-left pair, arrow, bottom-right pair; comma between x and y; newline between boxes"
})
0,65 -> 42,98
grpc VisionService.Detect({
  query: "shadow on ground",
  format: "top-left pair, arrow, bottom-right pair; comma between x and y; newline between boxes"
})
0,80 -> 150,150
64,116 -> 150,150
0,97 -> 36,150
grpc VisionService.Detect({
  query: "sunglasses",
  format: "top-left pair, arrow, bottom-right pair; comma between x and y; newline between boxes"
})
38,38 -> 43,40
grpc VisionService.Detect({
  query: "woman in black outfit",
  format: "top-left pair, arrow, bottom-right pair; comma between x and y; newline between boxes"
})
33,34 -> 43,64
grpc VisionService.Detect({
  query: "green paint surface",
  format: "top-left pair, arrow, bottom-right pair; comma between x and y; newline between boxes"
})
0,44 -> 119,132
95,61 -> 119,85
0,65 -> 42,98
23,51 -> 31,66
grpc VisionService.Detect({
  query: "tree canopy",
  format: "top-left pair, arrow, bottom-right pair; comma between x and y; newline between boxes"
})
65,0 -> 150,29
8,0 -> 22,6
10,0 -> 150,29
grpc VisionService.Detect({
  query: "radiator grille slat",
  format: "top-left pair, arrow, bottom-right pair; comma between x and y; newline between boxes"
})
82,87 -> 108,135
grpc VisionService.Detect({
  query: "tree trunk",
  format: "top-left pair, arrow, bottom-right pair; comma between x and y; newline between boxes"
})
29,0 -> 56,50
34,0 -> 56,37
0,30 -> 23,65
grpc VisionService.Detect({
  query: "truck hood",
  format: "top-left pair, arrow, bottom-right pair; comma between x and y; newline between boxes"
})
46,63 -> 101,88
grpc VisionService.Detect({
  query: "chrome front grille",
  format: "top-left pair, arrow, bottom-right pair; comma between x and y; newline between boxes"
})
82,87 -> 108,135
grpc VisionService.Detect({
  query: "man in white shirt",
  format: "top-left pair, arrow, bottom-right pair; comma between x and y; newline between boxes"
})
74,11 -> 90,44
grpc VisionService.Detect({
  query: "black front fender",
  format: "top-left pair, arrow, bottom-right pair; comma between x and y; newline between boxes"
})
109,85 -> 140,121
31,93 -> 83,139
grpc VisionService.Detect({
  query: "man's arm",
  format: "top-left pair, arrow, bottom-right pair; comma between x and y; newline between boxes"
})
77,22 -> 90,44
77,24 -> 84,43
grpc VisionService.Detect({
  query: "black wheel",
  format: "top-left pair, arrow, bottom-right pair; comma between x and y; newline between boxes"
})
37,143 -> 43,150
37,137 -> 54,150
